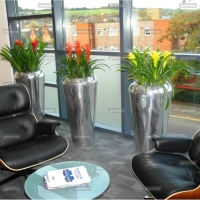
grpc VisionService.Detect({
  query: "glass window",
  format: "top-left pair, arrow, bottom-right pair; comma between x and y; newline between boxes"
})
17,0 -> 52,16
62,0 -> 121,131
97,46 -> 103,50
97,28 -> 103,36
14,18 -> 54,49
144,27 -> 151,36
45,87 -> 59,117
107,46 -> 117,50
132,0 -> 200,52
132,0 -> 200,138
41,53 -> 57,83
133,27 -> 139,36
107,28 -> 117,36
64,0 -> 119,51
94,55 -> 121,132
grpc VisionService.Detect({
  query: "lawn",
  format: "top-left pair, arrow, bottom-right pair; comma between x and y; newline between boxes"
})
20,9 -> 119,16
65,9 -> 119,16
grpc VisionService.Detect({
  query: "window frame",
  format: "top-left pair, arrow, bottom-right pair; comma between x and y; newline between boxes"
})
133,27 -> 139,36
97,28 -> 103,36
144,27 -> 151,36
107,27 -> 117,36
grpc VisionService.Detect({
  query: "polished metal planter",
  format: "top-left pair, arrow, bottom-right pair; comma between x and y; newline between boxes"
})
129,82 -> 173,153
62,76 -> 97,146
15,70 -> 45,121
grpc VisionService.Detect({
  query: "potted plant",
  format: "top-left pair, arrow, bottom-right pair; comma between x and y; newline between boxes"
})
120,48 -> 179,153
0,39 -> 47,120
56,40 -> 109,146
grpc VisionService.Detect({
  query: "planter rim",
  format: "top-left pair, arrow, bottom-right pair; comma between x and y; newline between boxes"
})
14,70 -> 44,79
129,81 -> 172,94
62,75 -> 96,85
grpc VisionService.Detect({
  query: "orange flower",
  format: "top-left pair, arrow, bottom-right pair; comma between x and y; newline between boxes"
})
74,40 -> 81,64
15,40 -> 23,48
57,40 -> 109,78
66,42 -> 73,61
84,43 -> 92,62
31,39 -> 38,51
19,41 -> 23,47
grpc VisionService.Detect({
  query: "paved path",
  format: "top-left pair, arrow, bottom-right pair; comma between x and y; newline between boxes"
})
170,101 -> 200,121
169,101 -> 200,138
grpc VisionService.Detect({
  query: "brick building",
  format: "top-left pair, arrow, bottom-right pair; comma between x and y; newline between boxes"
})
133,21 -> 154,51
65,19 -> 173,51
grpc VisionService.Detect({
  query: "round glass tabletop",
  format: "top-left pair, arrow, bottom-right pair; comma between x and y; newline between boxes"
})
24,161 -> 110,200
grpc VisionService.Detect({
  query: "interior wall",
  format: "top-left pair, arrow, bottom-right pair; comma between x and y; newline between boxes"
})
0,1 -> 14,86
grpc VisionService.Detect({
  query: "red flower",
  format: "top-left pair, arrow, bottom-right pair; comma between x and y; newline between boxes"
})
31,39 -> 38,51
66,42 -> 73,61
15,40 -> 23,48
74,40 -> 81,64
15,40 -> 20,45
84,43 -> 92,62
19,41 -> 23,47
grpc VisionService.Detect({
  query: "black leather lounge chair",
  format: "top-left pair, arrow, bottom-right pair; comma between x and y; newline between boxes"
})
0,83 -> 69,185
131,133 -> 200,199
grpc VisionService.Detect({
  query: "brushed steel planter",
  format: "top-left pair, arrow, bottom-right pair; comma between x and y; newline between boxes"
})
62,76 -> 97,146
15,70 -> 45,121
129,82 -> 173,153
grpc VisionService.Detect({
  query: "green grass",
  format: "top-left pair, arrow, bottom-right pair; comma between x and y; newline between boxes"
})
20,9 -> 119,17
65,9 -> 119,16
19,9 -> 119,16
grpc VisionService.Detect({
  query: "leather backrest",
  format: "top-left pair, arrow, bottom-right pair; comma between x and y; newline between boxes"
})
189,130 -> 200,167
0,113 -> 38,149
0,84 -> 30,117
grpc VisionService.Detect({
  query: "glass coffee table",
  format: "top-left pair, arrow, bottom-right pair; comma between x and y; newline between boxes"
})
24,161 -> 110,199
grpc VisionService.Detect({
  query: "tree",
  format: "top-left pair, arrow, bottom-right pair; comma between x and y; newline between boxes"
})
138,10 -> 152,21
158,9 -> 200,51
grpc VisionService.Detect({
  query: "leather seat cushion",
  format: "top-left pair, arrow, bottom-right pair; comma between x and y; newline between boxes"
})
132,152 -> 200,199
0,135 -> 68,170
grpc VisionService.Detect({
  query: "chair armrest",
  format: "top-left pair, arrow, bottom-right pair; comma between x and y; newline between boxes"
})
37,121 -> 61,136
153,134 -> 192,153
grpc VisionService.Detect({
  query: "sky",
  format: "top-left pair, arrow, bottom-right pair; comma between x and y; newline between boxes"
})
17,0 -> 199,10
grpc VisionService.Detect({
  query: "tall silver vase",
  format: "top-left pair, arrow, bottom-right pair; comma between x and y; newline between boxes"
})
15,70 -> 45,121
62,76 -> 97,146
129,82 -> 173,153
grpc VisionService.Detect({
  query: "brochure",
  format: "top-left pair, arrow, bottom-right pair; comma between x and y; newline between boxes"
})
44,166 -> 91,190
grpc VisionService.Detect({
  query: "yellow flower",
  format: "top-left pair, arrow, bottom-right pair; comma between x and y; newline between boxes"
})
163,51 -> 173,68
127,52 -> 137,66
163,51 -> 171,59
149,51 -> 161,67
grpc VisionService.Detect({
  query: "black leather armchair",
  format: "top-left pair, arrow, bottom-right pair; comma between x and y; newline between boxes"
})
131,133 -> 200,199
0,83 -> 69,184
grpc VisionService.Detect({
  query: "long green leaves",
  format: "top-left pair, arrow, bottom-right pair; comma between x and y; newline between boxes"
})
0,39 -> 47,72
57,44 -> 109,79
119,48 -> 181,110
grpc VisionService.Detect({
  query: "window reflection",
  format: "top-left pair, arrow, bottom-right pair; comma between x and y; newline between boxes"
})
17,18 -> 54,49
17,0 -> 52,16
64,0 -> 119,51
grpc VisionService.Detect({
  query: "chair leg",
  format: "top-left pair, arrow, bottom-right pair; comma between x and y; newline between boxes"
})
22,170 -> 28,179
144,196 -> 154,199
0,168 -> 36,185
0,171 -> 23,185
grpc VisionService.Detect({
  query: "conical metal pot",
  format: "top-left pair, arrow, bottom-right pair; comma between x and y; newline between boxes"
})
15,70 -> 45,121
129,82 -> 173,153
62,76 -> 97,146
